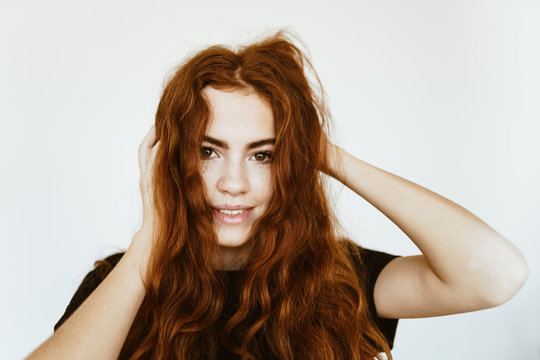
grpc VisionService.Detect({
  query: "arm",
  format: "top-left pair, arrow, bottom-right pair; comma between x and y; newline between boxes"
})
325,144 -> 529,318
26,232 -> 149,360
27,125 -> 160,359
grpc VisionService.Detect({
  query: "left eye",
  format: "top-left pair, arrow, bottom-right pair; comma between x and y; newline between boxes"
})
252,152 -> 272,162
200,147 -> 216,158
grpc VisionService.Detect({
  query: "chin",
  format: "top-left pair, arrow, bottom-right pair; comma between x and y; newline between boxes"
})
217,228 -> 251,247
217,236 -> 249,248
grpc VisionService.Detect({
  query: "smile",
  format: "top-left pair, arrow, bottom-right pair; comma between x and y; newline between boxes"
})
218,209 -> 247,216
213,207 -> 254,225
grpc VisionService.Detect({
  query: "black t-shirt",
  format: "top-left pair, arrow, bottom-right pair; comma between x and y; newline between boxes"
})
54,242 -> 400,356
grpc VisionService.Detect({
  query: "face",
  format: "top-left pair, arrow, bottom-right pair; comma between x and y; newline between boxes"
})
200,86 -> 275,265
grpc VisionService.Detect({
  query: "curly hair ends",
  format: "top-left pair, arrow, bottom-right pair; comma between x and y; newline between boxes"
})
113,30 -> 394,360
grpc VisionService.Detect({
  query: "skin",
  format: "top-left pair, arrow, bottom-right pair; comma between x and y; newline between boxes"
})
26,123 -> 158,359
200,86 -> 275,270
26,90 -> 529,358
323,142 -> 529,318
197,85 -> 529,316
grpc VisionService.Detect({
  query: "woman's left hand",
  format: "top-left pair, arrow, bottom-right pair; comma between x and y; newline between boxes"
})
319,133 -> 342,179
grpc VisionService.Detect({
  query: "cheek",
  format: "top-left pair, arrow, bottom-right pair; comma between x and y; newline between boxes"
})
250,167 -> 273,200
199,163 -> 216,192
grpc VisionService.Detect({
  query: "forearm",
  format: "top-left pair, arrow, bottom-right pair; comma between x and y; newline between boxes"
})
329,145 -> 528,301
26,236 -> 148,360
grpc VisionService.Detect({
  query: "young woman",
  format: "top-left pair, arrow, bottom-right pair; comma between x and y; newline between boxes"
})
27,31 -> 528,360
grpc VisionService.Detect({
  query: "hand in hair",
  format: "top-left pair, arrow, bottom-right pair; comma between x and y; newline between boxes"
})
129,124 -> 161,282
24,125 -> 158,359
319,131 -> 343,179
138,124 -> 160,230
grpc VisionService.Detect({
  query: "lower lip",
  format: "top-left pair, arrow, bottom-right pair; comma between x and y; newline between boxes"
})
213,208 -> 254,225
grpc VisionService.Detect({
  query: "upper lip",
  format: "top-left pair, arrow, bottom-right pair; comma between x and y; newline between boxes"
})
213,204 -> 253,210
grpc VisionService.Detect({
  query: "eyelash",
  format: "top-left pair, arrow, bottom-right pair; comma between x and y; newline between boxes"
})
200,147 -> 273,163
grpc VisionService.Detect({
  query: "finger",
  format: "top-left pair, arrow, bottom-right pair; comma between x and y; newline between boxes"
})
148,125 -> 158,148
138,125 -> 158,170
141,140 -> 160,176
151,140 -> 160,157
148,141 -> 160,169
139,124 -> 156,153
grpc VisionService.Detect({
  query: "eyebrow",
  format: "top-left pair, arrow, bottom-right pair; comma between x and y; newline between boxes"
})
203,136 -> 275,150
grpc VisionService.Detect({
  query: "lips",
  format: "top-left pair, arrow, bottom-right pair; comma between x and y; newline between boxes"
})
212,207 -> 254,225
214,204 -> 253,210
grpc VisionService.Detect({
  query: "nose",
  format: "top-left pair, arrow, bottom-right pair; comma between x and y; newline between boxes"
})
216,160 -> 249,196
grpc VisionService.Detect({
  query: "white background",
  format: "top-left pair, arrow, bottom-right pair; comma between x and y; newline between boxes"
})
1,0 -> 539,359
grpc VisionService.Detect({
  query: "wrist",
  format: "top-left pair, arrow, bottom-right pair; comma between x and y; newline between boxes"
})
126,230 -> 154,283
325,144 -> 345,180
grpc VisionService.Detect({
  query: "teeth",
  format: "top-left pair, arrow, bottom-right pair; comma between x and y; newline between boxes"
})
218,209 -> 247,216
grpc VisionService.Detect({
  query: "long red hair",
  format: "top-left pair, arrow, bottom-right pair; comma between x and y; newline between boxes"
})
101,30 -> 393,359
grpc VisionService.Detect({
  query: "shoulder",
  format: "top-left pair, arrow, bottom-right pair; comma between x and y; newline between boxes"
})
341,239 -> 400,294
54,251 -> 126,331
76,252 -> 126,293
92,251 -> 125,280
341,239 -> 401,283
339,239 -> 401,349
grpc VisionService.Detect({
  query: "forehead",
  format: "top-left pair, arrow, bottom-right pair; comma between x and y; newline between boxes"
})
202,86 -> 275,141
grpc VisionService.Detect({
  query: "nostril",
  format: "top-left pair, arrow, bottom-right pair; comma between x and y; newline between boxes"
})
217,177 -> 249,195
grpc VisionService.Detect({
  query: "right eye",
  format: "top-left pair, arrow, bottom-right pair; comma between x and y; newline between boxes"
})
200,147 -> 217,159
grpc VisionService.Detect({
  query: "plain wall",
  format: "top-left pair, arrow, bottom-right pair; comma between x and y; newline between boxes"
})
1,0 -> 538,358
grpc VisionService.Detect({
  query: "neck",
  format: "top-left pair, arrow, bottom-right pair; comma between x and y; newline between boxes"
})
213,243 -> 253,271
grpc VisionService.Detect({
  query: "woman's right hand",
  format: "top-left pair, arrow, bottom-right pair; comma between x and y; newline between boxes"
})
128,124 -> 160,282
138,124 -> 160,230
25,126 -> 160,360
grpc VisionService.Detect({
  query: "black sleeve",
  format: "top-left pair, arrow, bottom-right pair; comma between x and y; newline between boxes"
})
360,246 -> 400,350
345,241 -> 400,350
54,252 -> 124,332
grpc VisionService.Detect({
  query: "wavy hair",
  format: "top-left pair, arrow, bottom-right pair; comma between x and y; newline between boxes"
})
102,30 -> 393,359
